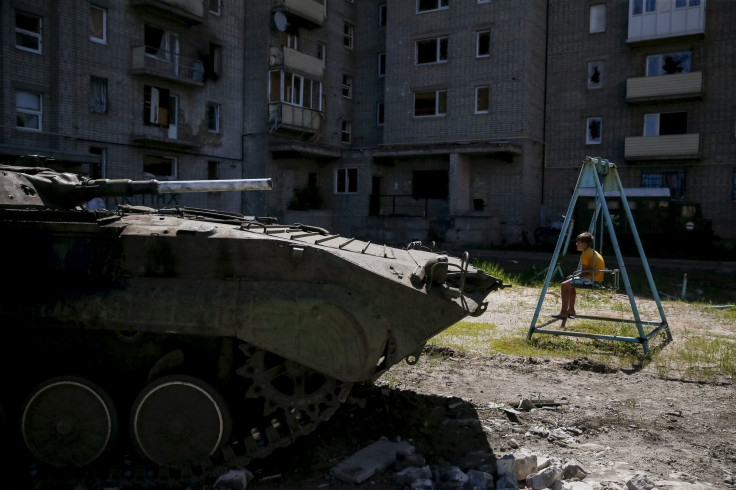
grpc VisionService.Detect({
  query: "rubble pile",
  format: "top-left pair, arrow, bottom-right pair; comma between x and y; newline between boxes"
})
325,438 -> 721,490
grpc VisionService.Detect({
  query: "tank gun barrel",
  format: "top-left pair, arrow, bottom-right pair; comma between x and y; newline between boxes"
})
82,178 -> 273,198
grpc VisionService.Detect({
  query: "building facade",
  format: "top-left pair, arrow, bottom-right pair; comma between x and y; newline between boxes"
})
544,0 -> 736,242
2,0 -> 245,212
3,0 -> 734,248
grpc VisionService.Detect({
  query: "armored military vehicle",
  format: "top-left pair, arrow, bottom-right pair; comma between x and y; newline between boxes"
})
0,158 -> 507,484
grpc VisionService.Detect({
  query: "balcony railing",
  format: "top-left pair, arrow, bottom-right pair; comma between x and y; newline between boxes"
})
131,0 -> 203,26
269,102 -> 321,133
272,0 -> 324,27
370,194 -> 449,218
626,72 -> 703,102
624,134 -> 700,160
131,46 -> 205,86
269,46 -> 324,79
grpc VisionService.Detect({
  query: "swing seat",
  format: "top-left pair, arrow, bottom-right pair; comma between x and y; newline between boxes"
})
571,268 -> 620,291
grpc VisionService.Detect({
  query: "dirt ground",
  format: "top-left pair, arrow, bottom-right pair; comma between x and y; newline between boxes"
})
246,262 -> 736,489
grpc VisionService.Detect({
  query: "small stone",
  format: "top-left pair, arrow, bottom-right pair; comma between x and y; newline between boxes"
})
626,473 -> 655,490
214,469 -> 250,490
562,458 -> 588,480
526,466 -> 562,490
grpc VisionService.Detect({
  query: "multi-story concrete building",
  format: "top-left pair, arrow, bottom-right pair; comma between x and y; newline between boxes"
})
249,0 -> 548,248
2,0 -> 245,213
3,0 -> 734,248
544,0 -> 736,242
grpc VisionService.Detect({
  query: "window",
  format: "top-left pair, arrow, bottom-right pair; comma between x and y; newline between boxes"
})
317,43 -> 326,68
646,52 -> 691,76
642,170 -> 686,199
208,0 -> 221,15
336,168 -> 358,193
206,43 -> 223,79
378,4 -> 387,27
478,0 -> 491,3
16,90 -> 42,131
143,155 -> 177,180
89,76 -> 108,113
417,0 -> 449,13
377,102 -> 385,126
145,24 -> 179,65
16,11 -> 42,53
413,170 -> 448,199
476,31 -> 490,57
269,70 -> 322,110
586,117 -> 602,144
416,37 -> 447,64
475,86 -> 489,114
378,53 -> 386,77
632,0 -> 657,15
675,0 -> 700,7
143,85 -> 170,126
588,61 -> 604,88
644,112 -> 687,136
589,4 -> 606,33
208,103 -> 220,133
89,147 -> 106,179
286,32 -> 298,49
342,75 -> 353,99
208,161 -> 220,180
343,23 -> 354,49
415,90 -> 447,117
90,6 -> 106,43
341,121 -> 352,143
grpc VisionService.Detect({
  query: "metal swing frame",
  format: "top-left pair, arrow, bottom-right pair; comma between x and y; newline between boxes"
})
527,157 -> 673,354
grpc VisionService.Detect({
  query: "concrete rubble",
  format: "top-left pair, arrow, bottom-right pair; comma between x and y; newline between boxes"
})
326,437 -> 724,490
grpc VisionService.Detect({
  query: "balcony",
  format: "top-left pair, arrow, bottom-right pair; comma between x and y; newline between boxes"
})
272,0 -> 324,27
131,0 -> 203,26
627,72 -> 702,103
624,134 -> 700,161
131,46 -> 205,87
269,46 -> 323,80
269,103 -> 321,134
627,2 -> 705,44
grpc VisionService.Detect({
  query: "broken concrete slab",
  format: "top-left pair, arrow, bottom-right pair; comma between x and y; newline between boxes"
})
330,439 -> 415,484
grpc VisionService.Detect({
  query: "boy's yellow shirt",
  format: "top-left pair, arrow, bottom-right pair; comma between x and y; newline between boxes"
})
580,248 -> 605,282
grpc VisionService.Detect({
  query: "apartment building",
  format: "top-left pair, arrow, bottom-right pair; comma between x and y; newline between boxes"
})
544,0 -> 736,241
3,0 -> 733,247
251,0 -> 548,247
2,0 -> 245,213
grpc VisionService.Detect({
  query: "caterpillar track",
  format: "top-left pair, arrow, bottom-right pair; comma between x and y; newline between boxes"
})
0,160 -> 508,485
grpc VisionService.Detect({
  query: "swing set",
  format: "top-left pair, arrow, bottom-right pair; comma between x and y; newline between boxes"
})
528,157 -> 673,354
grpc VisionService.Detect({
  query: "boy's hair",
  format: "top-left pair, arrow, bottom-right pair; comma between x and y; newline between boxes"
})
576,232 -> 594,247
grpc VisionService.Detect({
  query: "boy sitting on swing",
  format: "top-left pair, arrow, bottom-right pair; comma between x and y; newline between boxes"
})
553,231 -> 605,319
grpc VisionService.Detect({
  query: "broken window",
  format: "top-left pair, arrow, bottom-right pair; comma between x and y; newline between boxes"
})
90,6 -> 106,43
588,61 -> 604,89
646,52 -> 691,76
143,155 -> 177,180
586,117 -> 602,144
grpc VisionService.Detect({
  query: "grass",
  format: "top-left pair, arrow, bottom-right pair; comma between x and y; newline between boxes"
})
429,262 -> 736,383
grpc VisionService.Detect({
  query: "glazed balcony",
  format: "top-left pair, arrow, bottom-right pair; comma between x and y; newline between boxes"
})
131,46 -> 205,86
624,133 -> 700,161
272,0 -> 324,27
269,46 -> 323,80
626,72 -> 703,103
131,0 -> 204,26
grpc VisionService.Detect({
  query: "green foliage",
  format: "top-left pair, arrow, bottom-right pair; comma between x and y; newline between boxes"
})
288,185 -> 324,211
